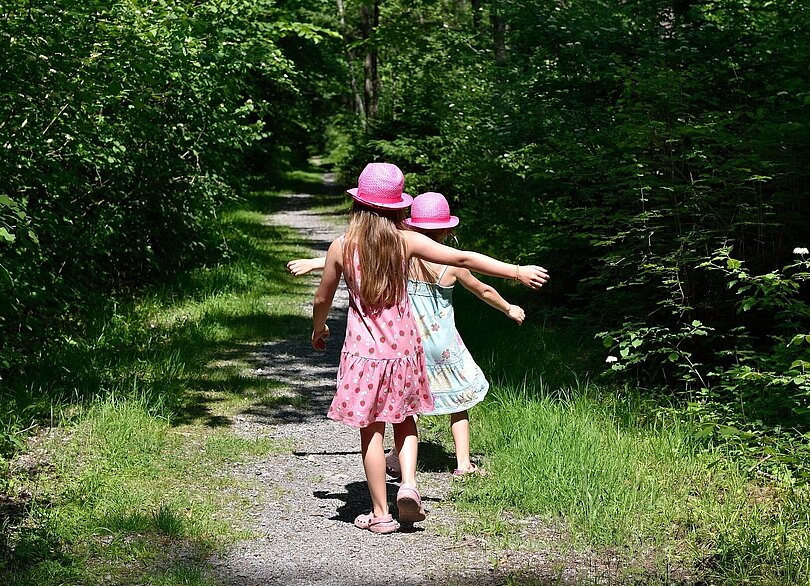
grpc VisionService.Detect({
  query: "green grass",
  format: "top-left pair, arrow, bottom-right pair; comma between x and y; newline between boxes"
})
3,397 -> 264,585
0,175 -> 341,584
4,166 -> 809,585
418,285 -> 810,584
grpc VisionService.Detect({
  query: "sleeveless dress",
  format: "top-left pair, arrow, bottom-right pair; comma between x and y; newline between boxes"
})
327,244 -> 433,428
408,266 -> 490,416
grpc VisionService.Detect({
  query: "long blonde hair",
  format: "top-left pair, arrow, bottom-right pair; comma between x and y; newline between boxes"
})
344,201 -> 407,309
408,227 -> 455,283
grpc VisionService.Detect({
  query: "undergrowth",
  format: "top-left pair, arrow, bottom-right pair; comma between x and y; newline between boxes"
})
0,171 -> 335,584
418,284 -> 810,585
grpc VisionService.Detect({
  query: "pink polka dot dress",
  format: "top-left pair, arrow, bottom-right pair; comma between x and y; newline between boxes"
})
328,247 -> 434,428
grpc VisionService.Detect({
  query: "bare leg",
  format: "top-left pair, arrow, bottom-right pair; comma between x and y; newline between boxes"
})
360,422 -> 388,517
450,410 -> 473,472
393,416 -> 418,487
386,414 -> 419,479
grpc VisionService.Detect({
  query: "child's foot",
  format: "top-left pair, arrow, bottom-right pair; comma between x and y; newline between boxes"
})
452,463 -> 482,477
354,512 -> 399,534
385,449 -> 402,481
396,485 -> 426,523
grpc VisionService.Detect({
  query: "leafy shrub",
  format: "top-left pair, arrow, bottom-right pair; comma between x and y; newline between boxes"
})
0,0 -> 294,388
326,0 -> 810,474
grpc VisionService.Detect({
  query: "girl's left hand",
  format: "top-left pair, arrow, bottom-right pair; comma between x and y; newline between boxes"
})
516,265 -> 549,290
507,304 -> 525,325
288,258 -> 315,276
312,324 -> 330,350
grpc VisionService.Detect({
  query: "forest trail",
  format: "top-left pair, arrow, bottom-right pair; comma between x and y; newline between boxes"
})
207,175 -> 614,586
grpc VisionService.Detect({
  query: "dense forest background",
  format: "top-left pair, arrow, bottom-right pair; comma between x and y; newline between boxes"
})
2,0 -> 809,475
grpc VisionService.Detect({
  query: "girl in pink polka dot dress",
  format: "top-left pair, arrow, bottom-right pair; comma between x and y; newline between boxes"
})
334,284 -> 429,429
311,162 -> 549,534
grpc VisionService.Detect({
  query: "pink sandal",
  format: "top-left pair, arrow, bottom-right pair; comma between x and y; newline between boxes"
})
354,512 -> 399,534
396,486 -> 426,523
452,463 -> 482,477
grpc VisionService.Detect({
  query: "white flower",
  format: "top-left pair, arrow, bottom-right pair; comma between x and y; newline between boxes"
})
793,247 -> 809,255
605,356 -> 618,363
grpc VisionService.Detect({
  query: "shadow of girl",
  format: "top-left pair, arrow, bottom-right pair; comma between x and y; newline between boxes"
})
313,481 -> 429,533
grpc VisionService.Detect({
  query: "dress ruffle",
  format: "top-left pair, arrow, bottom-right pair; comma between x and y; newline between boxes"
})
420,344 -> 489,416
408,278 -> 490,417
328,349 -> 434,428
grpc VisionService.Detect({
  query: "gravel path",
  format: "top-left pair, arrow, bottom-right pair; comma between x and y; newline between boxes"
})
207,176 -> 646,586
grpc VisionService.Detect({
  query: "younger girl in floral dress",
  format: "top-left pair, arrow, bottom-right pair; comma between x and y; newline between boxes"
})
398,191 -> 526,475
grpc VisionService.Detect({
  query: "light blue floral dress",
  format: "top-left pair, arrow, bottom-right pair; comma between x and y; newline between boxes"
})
408,266 -> 489,416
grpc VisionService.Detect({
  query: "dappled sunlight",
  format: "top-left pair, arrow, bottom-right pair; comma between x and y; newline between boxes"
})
236,188 -> 351,426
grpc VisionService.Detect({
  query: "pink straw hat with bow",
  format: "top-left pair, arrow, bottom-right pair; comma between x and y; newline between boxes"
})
404,192 -> 459,229
347,162 -> 413,209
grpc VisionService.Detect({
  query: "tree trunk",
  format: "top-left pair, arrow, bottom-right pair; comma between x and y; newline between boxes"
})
336,0 -> 365,118
471,0 -> 481,29
490,5 -> 506,65
361,0 -> 379,119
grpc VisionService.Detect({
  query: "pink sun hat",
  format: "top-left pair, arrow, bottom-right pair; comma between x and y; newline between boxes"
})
347,162 -> 413,209
404,192 -> 459,229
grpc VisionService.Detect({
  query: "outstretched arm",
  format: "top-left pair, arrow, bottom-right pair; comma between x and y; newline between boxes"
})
312,241 -> 342,350
455,269 -> 526,324
402,230 -> 549,290
288,256 -> 326,276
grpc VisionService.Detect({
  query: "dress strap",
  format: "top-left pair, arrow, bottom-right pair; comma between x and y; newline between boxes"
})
436,265 -> 450,285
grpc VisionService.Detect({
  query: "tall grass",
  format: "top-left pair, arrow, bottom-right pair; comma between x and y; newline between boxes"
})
1,173 -> 335,584
5,393 -> 282,585
429,285 -> 810,584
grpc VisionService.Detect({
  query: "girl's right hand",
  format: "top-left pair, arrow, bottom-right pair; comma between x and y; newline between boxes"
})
312,324 -> 330,350
507,304 -> 526,325
516,265 -> 549,290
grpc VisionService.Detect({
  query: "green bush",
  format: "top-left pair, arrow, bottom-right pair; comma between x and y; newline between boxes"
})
327,0 -> 810,472
0,0 -> 293,390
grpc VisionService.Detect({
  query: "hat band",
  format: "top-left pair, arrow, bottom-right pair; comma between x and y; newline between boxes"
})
357,188 -> 404,204
410,216 -> 452,224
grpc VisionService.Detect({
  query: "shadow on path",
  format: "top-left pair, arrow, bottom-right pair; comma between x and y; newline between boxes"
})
241,185 -> 349,426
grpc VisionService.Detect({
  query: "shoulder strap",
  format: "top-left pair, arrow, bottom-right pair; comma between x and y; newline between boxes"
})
436,265 -> 450,285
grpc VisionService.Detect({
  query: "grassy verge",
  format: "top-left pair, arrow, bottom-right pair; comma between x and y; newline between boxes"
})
281,167 -> 351,220
419,285 -> 810,584
5,165 -> 809,585
1,172 -> 339,585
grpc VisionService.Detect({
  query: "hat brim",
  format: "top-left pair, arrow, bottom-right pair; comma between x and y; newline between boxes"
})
403,216 -> 460,230
347,188 -> 413,210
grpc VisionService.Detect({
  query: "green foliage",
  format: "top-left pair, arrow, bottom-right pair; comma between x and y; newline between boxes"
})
599,247 -> 810,478
0,0 -> 343,447
328,0 -> 810,476
0,0 -> 283,376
